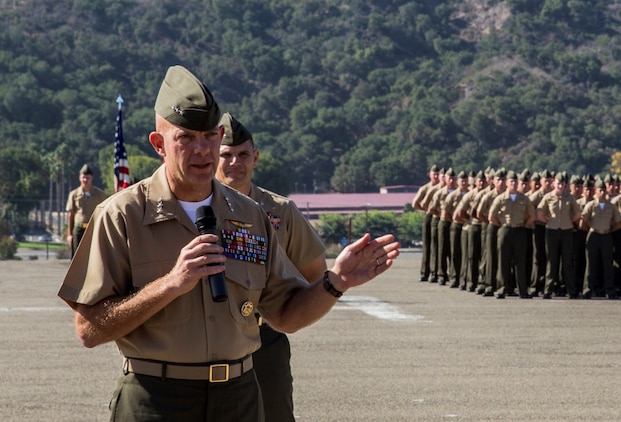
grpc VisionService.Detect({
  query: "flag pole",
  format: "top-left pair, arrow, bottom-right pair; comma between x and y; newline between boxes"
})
114,94 -> 131,192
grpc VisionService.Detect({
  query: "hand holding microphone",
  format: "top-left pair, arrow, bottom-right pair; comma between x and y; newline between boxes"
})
195,205 -> 228,302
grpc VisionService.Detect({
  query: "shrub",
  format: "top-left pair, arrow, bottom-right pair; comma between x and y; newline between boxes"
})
0,236 -> 18,260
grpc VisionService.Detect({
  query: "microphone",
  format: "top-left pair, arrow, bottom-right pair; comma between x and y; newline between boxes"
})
195,205 -> 228,302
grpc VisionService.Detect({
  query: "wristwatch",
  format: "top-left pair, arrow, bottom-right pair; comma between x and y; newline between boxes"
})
322,271 -> 343,298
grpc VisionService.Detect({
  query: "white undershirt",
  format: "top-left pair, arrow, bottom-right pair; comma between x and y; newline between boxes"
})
178,195 -> 213,223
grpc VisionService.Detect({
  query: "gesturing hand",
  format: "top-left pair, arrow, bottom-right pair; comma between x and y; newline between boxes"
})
330,233 -> 400,291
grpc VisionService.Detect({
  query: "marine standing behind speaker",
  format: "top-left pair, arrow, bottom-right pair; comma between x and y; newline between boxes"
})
216,112 -> 326,422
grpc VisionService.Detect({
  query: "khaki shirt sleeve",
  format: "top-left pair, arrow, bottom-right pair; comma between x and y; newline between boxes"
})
613,206 -> 621,225
66,190 -> 75,213
280,200 -> 325,270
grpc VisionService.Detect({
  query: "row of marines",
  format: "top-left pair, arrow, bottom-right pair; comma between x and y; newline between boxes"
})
412,166 -> 621,300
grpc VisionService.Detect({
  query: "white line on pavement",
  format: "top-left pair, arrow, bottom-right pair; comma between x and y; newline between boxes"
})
0,306 -> 69,312
335,296 -> 428,322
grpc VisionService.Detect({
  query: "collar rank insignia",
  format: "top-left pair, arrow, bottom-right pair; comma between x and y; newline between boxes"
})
224,196 -> 234,212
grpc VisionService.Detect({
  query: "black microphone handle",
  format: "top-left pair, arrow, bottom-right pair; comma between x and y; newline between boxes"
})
208,272 -> 228,303
195,206 -> 228,302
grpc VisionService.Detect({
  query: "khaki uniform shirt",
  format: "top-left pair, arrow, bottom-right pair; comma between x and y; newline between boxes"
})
582,199 -> 621,233
430,187 -> 454,221
58,165 -> 307,363
610,195 -> 621,213
471,188 -> 489,223
477,188 -> 503,222
65,186 -> 108,225
529,188 -> 550,226
413,181 -> 439,211
422,183 -> 442,213
249,184 -> 324,270
577,196 -> 590,210
443,189 -> 466,222
455,189 -> 481,224
538,191 -> 580,230
489,191 -> 535,227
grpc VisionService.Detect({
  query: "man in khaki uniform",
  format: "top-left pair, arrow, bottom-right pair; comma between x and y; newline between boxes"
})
477,168 -> 506,296
489,170 -> 536,299
609,176 -> 621,296
57,65 -> 400,422
528,170 -> 554,296
473,168 -> 494,293
537,172 -> 582,299
570,175 -> 588,294
444,171 -> 468,288
517,171 -> 534,289
454,171 -> 486,291
580,180 -> 621,299
605,174 -> 618,200
412,164 -> 441,282
429,168 -> 457,285
65,164 -> 108,256
216,112 -> 326,422
425,168 -> 446,283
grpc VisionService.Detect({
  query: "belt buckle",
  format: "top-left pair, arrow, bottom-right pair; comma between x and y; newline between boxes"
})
209,363 -> 230,383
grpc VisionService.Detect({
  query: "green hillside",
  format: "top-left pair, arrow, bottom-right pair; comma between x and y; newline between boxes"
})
1,0 -> 620,209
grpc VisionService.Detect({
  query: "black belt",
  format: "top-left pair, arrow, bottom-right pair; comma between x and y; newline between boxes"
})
123,355 -> 253,382
501,224 -> 523,228
590,228 -> 610,235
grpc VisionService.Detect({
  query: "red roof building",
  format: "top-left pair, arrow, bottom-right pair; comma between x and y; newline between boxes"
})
288,192 -> 417,220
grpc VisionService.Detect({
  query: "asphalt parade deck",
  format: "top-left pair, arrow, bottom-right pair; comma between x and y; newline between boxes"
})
1,251 -> 620,421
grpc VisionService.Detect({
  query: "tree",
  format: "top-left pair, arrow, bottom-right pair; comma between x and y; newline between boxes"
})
0,147 -> 47,214
397,210 -> 424,247
0,147 -> 48,235
351,210 -> 398,241
316,214 -> 350,245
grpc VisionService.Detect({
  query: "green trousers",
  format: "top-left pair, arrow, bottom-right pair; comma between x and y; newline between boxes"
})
545,228 -> 577,296
109,370 -> 264,422
497,226 -> 528,296
420,213 -> 433,279
253,324 -> 295,422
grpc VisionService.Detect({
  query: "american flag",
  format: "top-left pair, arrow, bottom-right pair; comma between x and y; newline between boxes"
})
114,94 -> 131,192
